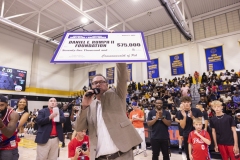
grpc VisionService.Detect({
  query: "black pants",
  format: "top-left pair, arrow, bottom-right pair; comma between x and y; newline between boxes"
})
151,139 -> 170,160
184,136 -> 190,160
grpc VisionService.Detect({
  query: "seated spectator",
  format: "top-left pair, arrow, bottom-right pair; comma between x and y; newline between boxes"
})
226,100 -> 239,116
220,93 -> 232,104
198,96 -> 208,110
170,105 -> 177,121
233,92 -> 240,106
234,87 -> 240,95
68,129 -> 89,160
167,96 -> 174,105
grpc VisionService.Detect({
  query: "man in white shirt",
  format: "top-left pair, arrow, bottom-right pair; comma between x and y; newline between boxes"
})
221,93 -> 232,104
75,63 -> 142,160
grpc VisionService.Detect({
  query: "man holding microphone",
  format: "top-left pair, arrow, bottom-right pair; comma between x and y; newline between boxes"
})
75,63 -> 142,160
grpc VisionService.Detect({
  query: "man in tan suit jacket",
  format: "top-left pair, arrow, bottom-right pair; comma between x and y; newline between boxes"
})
75,63 -> 142,160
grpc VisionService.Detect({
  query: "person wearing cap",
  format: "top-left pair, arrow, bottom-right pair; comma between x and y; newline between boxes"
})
129,102 -> 147,157
0,95 -> 19,159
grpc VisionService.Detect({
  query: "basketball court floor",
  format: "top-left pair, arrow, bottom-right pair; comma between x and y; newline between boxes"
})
18,134 -> 220,160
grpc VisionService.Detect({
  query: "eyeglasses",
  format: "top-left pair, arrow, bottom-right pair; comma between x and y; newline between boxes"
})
92,80 -> 106,85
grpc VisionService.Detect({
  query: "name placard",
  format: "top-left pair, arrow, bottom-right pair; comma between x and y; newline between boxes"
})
50,32 -> 150,63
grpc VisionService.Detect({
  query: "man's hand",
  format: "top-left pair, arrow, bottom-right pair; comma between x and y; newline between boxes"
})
49,112 -> 58,120
181,110 -> 187,117
214,145 -> 219,152
82,90 -> 94,109
155,112 -> 160,120
233,145 -> 239,154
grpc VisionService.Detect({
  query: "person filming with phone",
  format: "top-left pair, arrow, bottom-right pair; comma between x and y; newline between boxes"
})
176,96 -> 203,160
75,63 -> 142,160
68,129 -> 89,160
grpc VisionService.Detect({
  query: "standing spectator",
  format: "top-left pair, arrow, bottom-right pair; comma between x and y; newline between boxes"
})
188,74 -> 193,87
68,129 -> 90,160
35,98 -> 66,160
62,104 -> 74,148
194,71 -> 199,84
188,118 -> 211,160
33,109 -> 37,115
15,98 -> 29,138
210,100 -> 239,160
235,113 -> 240,131
0,95 -> 19,160
175,104 -> 184,154
177,96 -> 203,160
147,99 -> 171,160
201,72 -> 208,84
129,102 -> 147,156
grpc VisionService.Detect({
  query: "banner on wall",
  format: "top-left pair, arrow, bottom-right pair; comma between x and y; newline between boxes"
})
88,71 -> 96,86
205,45 -> 225,71
170,53 -> 185,75
106,67 -> 115,84
127,64 -> 132,81
147,59 -> 159,79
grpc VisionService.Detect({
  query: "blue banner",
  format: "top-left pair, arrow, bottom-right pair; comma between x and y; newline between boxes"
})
170,53 -> 185,75
147,59 -> 159,79
88,71 -> 96,86
106,67 -> 115,84
127,64 -> 132,81
205,46 -> 225,71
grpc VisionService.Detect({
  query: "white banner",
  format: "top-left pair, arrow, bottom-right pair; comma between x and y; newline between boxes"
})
50,32 -> 150,63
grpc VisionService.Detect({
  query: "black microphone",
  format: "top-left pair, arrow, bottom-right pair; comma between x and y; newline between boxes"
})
85,88 -> 100,97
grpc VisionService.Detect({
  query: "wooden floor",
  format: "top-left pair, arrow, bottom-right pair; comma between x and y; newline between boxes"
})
18,134 -> 220,160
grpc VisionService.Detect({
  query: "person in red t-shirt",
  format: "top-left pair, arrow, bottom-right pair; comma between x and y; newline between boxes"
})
188,118 -> 211,160
68,129 -> 90,160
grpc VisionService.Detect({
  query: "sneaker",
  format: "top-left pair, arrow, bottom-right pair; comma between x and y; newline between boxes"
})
143,151 -> 147,157
61,142 -> 65,148
178,148 -> 182,154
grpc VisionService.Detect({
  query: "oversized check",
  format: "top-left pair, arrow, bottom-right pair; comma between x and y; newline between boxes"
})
50,32 -> 150,63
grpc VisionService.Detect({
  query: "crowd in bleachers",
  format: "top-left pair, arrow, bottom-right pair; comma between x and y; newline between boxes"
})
125,69 -> 240,120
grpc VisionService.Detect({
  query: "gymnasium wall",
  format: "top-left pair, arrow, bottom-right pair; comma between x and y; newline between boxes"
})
0,25 -> 73,97
73,32 -> 240,90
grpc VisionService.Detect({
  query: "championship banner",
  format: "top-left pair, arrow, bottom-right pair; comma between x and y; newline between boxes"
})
88,71 -> 96,86
205,46 -> 225,71
50,32 -> 150,63
170,53 -> 185,75
106,67 -> 115,84
147,59 -> 159,79
127,64 -> 132,81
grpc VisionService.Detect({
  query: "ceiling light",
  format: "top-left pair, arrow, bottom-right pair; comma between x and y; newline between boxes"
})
81,17 -> 89,24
